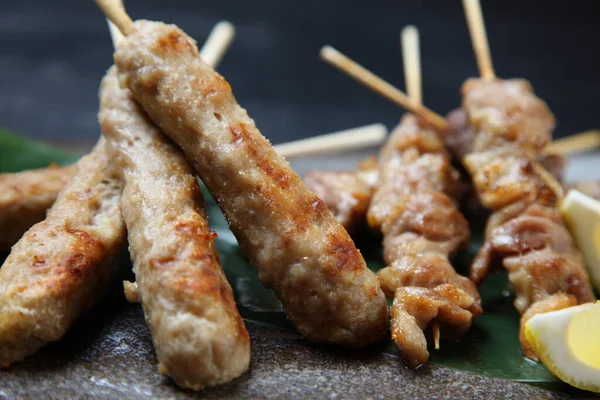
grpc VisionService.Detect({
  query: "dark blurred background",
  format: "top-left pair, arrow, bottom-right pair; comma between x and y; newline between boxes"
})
1,0 -> 598,148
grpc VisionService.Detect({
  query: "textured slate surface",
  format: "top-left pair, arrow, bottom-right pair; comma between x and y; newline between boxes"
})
0,309 -> 593,400
1,0 -> 599,147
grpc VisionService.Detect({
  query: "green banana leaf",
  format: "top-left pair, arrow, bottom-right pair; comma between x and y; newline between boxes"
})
0,128 -> 79,172
0,128 -> 571,388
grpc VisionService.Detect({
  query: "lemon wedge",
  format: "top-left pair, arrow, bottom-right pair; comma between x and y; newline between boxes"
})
560,190 -> 600,291
525,301 -> 600,392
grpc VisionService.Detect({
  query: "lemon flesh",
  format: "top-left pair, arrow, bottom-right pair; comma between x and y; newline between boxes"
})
525,302 -> 600,392
560,190 -> 600,291
569,307 -> 600,369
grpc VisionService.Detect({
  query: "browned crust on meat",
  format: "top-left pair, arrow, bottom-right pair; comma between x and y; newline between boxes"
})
0,164 -> 77,251
115,20 -> 388,347
460,78 -> 595,358
100,68 -> 249,389
369,114 -> 480,366
0,139 -> 125,367
303,169 -> 375,233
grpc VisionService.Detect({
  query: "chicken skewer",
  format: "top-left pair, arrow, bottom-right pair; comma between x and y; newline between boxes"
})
0,138 -> 126,367
99,14 -> 249,390
460,0 -> 595,359
366,26 -> 481,367
95,0 -> 389,347
100,67 -> 249,389
318,16 -> 595,360
0,164 -> 77,251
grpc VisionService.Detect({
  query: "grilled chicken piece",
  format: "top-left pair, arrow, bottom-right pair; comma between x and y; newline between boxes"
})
302,108 -> 567,235
461,78 -> 595,359
303,167 -> 376,233
368,114 -> 481,367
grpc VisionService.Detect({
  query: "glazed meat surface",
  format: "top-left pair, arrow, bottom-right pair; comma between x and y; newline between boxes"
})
99,68 -> 249,390
367,114 -> 481,367
461,78 -> 595,359
0,139 -> 125,367
114,20 -> 388,347
303,162 -> 377,233
443,108 -> 474,163
0,164 -> 76,251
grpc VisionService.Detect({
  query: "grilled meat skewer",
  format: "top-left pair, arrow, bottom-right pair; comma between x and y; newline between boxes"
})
369,114 -> 481,367
460,78 -> 595,359
0,139 -> 125,367
99,68 -> 249,389
113,20 -> 389,347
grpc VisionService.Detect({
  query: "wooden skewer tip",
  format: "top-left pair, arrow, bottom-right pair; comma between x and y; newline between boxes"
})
401,24 -> 422,106
432,322 -> 441,350
545,130 -> 600,155
462,0 -> 495,80
214,21 -> 236,37
199,21 -> 237,68
94,0 -> 134,36
401,25 -> 418,39
320,45 -> 340,62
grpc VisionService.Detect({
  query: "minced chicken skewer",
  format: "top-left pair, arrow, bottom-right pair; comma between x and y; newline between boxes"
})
95,0 -> 389,347
99,65 -> 249,390
0,138 -> 126,367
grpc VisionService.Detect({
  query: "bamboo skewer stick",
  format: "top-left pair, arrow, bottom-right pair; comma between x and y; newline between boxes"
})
107,17 -> 124,47
274,123 -> 387,158
200,22 -> 236,68
462,0 -> 495,80
320,27 -> 598,158
401,25 -> 422,107
95,0 -> 133,35
545,131 -> 600,155
320,46 -> 447,131
274,127 -> 598,160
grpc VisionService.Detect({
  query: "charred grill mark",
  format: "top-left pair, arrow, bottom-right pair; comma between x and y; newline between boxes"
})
326,233 -> 363,274
229,123 -> 258,157
157,31 -> 195,55
309,195 -> 330,218
258,160 -> 290,189
150,256 -> 175,270
45,228 -> 107,296
193,74 -> 231,100
174,220 -> 210,236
